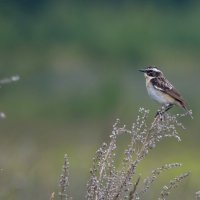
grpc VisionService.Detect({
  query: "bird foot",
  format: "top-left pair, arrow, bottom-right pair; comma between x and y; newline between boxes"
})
155,110 -> 165,121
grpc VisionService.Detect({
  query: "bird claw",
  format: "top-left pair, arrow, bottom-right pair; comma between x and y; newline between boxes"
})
155,110 -> 165,121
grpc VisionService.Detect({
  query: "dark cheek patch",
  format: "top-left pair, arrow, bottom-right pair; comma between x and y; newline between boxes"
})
147,71 -> 153,76
147,71 -> 160,77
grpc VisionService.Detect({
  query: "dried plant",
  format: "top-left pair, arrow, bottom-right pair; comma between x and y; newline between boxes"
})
86,108 -> 192,200
196,191 -> 200,200
0,75 -> 20,119
0,75 -> 20,86
158,172 -> 190,200
138,163 -> 182,196
58,154 -> 72,200
55,108 -> 193,199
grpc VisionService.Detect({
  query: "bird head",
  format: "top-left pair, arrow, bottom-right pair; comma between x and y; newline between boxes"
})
138,66 -> 163,78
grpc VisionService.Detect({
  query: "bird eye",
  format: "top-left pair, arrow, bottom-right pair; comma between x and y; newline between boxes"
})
147,70 -> 160,77
147,70 -> 153,76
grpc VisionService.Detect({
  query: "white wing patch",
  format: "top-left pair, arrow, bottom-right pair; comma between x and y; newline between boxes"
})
154,85 -> 164,91
152,77 -> 174,91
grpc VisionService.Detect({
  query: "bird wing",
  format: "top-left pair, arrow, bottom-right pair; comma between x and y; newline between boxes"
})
151,77 -> 187,108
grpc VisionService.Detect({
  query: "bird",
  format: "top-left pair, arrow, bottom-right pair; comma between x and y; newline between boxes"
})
138,66 -> 188,117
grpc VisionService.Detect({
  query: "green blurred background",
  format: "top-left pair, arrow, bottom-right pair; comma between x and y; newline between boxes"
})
0,0 -> 199,199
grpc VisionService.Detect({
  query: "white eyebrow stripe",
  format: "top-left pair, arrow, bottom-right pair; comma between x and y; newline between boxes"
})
150,68 -> 161,73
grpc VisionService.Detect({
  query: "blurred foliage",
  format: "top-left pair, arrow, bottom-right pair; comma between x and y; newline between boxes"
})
0,1 -> 199,199
0,1 -> 199,119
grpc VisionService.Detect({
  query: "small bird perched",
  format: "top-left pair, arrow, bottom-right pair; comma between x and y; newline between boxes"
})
139,66 -> 188,117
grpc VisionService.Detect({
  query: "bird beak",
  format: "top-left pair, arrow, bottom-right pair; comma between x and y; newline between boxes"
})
138,69 -> 146,72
